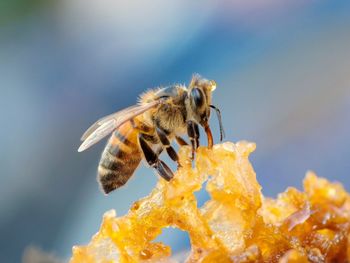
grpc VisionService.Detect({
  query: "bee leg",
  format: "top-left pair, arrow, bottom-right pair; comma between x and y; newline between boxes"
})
175,136 -> 189,146
156,147 -> 163,155
139,134 -> 174,181
156,127 -> 181,168
187,121 -> 200,159
157,160 -> 174,181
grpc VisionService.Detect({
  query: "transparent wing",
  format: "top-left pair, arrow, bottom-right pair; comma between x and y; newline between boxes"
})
78,101 -> 160,152
80,105 -> 142,141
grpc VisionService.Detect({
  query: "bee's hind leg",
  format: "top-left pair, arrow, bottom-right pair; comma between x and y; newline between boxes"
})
139,134 -> 174,181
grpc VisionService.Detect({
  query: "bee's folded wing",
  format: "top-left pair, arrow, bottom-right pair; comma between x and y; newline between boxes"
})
78,100 -> 161,152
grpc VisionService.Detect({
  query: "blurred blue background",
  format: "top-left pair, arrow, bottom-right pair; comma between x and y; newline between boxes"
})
1,0 -> 350,262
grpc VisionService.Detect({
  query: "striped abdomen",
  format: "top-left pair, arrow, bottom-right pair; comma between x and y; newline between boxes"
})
98,121 -> 142,194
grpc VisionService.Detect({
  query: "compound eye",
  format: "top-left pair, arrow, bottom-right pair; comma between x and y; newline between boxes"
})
191,88 -> 204,108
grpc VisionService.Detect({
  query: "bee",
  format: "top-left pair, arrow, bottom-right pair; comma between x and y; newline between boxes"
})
78,74 -> 224,194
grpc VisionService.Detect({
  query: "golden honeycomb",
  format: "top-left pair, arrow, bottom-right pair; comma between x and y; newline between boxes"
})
70,142 -> 350,262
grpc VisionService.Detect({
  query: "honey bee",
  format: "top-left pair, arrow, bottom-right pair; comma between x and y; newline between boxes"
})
78,74 -> 224,194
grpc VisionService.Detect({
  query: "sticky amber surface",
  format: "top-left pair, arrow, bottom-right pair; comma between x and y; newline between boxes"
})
70,142 -> 350,262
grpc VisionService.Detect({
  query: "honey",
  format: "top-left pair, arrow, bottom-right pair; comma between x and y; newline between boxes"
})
71,142 -> 350,262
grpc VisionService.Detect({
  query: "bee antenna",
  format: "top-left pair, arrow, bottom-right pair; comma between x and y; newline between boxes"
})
210,105 -> 225,142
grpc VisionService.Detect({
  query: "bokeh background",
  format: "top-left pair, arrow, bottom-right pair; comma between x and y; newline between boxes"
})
1,0 -> 350,262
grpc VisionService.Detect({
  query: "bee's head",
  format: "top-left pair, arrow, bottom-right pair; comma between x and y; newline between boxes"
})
187,74 -> 216,127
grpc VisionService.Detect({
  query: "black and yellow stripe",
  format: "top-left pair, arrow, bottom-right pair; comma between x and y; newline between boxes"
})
98,121 -> 142,194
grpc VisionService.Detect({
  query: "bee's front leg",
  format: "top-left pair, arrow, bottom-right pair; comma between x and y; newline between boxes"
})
139,134 -> 174,181
187,121 -> 200,160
